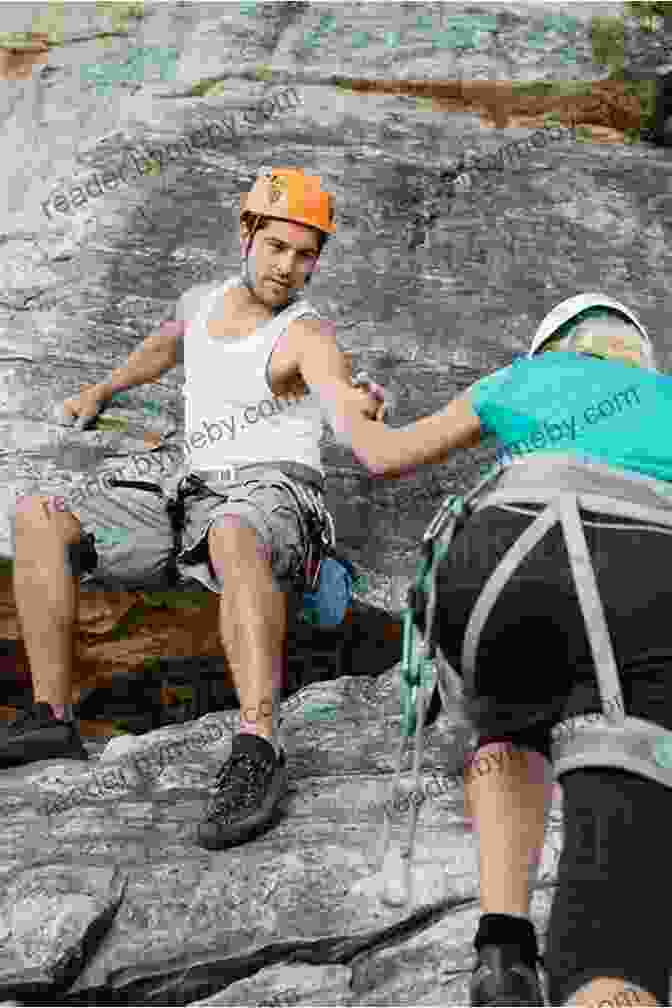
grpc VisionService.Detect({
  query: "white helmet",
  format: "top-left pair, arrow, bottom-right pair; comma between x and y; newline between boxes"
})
529,293 -> 657,370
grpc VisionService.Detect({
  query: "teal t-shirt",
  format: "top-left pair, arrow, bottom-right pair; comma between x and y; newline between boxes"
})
468,353 -> 672,483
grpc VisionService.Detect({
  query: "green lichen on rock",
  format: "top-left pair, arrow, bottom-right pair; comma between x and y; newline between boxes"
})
575,125 -> 593,142
202,80 -> 228,97
625,2 -> 668,32
140,590 -> 211,609
187,77 -> 223,97
623,126 -> 642,143
590,15 -> 625,74
30,0 -> 65,45
111,720 -> 132,735
95,0 -> 144,43
512,81 -> 594,98
622,78 -> 657,132
543,111 -> 562,128
0,30 -> 48,49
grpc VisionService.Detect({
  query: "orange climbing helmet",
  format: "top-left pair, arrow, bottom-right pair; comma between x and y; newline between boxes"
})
240,167 -> 336,236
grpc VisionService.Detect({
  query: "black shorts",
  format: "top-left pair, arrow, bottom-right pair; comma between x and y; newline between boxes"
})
434,503 -> 672,758
433,504 -> 672,1004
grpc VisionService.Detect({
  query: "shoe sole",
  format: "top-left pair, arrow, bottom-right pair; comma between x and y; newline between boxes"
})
0,748 -> 89,768
0,725 -> 89,768
197,802 -> 285,850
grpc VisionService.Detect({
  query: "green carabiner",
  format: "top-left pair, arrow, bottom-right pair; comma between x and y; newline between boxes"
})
400,605 -> 434,737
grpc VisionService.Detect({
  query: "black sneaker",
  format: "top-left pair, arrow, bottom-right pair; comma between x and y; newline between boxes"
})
470,945 -> 545,1006
0,702 -> 89,769
196,733 -> 288,850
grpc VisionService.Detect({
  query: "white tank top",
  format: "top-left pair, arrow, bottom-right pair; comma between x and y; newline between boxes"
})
181,276 -> 325,473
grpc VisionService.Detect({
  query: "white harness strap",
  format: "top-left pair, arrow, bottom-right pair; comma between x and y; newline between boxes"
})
560,494 -> 625,725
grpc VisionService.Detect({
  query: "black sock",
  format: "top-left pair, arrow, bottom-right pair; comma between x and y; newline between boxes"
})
474,913 -> 539,970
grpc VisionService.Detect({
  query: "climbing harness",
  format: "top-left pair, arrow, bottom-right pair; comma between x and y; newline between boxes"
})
107,468 -> 335,593
380,454 -> 672,907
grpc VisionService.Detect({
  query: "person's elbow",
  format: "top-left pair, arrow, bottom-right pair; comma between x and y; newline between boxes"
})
350,439 -> 397,477
359,450 -> 390,477
330,420 -> 391,476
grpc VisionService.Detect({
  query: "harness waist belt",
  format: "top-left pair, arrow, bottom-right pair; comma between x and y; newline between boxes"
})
474,488 -> 672,531
189,461 -> 325,492
488,452 -> 672,511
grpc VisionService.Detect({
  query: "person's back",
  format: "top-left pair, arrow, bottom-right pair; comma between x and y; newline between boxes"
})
469,348 -> 672,495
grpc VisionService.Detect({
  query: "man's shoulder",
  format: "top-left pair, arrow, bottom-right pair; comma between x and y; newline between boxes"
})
285,314 -> 334,355
178,277 -> 240,320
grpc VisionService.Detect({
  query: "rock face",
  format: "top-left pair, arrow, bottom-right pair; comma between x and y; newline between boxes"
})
1,1 -> 671,1003
1,1 -> 671,596
0,671 -> 565,1006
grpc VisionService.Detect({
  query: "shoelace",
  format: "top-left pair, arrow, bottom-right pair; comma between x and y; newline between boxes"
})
207,751 -> 274,821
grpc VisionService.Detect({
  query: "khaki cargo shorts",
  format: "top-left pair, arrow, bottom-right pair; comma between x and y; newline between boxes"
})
17,454 -> 326,596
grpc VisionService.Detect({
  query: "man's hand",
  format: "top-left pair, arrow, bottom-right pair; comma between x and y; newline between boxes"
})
325,374 -> 387,436
60,384 -> 112,430
351,371 -> 388,421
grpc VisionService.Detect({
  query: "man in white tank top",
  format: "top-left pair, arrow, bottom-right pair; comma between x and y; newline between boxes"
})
8,168 -> 386,852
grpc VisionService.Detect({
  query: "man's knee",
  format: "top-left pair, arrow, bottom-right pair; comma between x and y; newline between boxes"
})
14,494 -> 81,542
208,517 -> 272,567
12,495 -> 94,576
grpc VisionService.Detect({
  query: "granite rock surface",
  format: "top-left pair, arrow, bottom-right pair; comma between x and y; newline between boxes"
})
0,2 -> 670,1003
0,670 -> 565,1006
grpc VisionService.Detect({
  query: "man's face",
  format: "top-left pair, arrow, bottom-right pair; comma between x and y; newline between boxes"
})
240,218 -> 321,307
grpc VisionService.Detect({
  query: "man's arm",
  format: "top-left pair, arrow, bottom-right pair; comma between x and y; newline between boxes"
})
293,318 -> 386,425
61,301 -> 186,429
97,307 -> 184,399
331,392 -> 482,478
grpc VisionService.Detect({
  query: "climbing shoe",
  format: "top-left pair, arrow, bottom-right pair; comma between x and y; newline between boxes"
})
196,733 -> 288,850
0,702 -> 89,768
470,945 -> 545,1006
